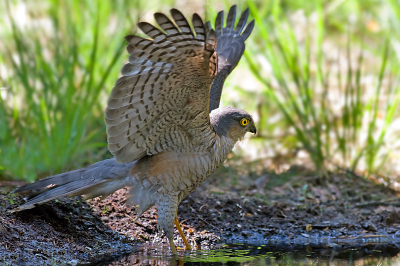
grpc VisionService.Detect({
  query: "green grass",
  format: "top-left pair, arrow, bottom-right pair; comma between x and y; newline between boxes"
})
240,0 -> 400,175
1,0 -> 400,181
0,0 -> 137,180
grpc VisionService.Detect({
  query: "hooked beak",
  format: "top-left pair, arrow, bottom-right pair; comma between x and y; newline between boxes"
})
249,125 -> 257,135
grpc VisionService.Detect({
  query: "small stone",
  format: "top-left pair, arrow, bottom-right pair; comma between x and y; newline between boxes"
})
67,260 -> 79,266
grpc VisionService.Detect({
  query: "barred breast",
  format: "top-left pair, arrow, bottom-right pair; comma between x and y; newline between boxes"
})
154,134 -> 235,198
125,133 -> 235,218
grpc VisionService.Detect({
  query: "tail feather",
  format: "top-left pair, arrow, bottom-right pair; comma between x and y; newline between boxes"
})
11,159 -> 133,212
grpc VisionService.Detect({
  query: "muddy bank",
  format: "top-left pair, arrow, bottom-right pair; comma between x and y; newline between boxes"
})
1,170 -> 400,265
0,185 -> 135,265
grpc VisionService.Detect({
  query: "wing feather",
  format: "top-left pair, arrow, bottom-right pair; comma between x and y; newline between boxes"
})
240,19 -> 255,40
225,5 -> 236,34
138,22 -> 165,41
154,12 -> 181,39
106,9 -> 218,164
192,13 -> 205,40
208,5 -> 255,112
204,21 -> 211,34
215,11 -> 223,34
235,8 -> 250,34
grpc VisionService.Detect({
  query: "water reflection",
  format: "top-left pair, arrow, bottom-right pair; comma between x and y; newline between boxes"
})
107,242 -> 400,266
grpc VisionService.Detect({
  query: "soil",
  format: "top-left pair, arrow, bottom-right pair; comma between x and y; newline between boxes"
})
1,166 -> 400,265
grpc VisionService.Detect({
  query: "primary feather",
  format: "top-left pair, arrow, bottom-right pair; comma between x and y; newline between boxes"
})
208,5 -> 255,112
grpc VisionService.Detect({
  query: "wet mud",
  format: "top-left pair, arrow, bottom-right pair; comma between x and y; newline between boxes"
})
1,170 -> 400,265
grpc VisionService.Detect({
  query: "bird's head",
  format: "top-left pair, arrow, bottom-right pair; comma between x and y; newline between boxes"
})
210,106 -> 256,141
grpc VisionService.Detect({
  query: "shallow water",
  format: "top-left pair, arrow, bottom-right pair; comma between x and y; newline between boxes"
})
106,238 -> 400,266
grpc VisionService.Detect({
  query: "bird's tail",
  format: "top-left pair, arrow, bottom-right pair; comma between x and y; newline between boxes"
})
10,158 -> 134,212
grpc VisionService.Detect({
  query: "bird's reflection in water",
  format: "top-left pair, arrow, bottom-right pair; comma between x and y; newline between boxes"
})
106,242 -> 400,266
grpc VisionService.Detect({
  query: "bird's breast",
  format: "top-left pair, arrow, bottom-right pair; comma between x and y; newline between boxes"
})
146,151 -> 213,194
145,135 -> 235,196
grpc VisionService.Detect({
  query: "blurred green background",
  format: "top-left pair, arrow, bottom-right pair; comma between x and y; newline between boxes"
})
0,0 -> 399,183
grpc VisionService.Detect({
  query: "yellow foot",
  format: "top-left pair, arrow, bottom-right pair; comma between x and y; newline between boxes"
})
174,218 -> 192,250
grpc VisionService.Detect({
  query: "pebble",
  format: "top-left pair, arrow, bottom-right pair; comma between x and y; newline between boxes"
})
67,259 -> 79,266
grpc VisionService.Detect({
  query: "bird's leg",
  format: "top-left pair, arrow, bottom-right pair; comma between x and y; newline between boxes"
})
174,218 -> 192,250
169,235 -> 178,255
157,194 -> 180,255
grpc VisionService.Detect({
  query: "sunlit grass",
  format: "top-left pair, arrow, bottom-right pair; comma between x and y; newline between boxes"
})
242,0 -> 400,176
0,0 -> 137,180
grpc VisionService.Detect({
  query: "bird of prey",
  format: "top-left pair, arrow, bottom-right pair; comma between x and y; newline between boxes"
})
11,5 -> 255,255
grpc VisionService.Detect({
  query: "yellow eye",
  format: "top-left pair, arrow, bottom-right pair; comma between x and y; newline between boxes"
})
240,118 -> 250,127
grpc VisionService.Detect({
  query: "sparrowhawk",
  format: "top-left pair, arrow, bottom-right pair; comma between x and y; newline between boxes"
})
12,5 -> 255,255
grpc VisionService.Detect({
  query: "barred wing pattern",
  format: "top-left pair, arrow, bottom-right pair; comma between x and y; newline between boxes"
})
106,10 -> 218,164
207,5 -> 255,112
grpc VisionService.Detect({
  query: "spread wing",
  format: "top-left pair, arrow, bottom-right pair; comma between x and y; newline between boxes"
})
106,9 -> 218,164
207,5 -> 255,112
